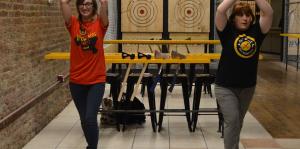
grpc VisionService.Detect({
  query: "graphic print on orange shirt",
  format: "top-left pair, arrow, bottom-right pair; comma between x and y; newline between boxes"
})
74,27 -> 98,53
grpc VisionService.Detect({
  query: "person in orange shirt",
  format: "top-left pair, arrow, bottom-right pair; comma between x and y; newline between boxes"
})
60,0 -> 108,148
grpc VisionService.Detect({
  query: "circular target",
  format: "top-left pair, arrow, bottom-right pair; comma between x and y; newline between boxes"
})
175,0 -> 205,28
127,0 -> 158,27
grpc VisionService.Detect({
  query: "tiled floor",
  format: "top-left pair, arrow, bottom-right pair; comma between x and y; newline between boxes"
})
23,86 -> 300,149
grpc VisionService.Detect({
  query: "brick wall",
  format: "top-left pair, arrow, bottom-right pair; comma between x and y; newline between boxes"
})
0,83 -> 71,149
0,0 -> 71,148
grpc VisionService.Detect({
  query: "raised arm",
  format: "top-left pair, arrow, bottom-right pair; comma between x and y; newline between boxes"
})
215,0 -> 237,31
99,0 -> 109,28
255,0 -> 273,33
60,0 -> 72,26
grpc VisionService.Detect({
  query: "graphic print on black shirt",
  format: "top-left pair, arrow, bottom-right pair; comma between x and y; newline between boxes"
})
74,29 -> 98,53
234,34 -> 256,59
215,22 -> 266,88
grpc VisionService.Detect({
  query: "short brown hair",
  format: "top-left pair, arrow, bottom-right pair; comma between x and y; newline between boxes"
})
229,2 -> 255,24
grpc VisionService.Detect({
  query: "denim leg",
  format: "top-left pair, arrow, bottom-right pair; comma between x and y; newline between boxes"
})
85,83 -> 105,149
69,82 -> 88,133
69,82 -> 105,149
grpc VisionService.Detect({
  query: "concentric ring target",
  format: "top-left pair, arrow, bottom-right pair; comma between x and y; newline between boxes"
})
175,0 -> 205,28
127,0 -> 158,27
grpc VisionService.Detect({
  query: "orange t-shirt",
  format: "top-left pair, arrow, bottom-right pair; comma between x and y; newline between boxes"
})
66,16 -> 107,84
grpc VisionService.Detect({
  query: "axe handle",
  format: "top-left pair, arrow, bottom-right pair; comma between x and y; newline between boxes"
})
129,63 -> 149,101
147,44 -> 153,53
150,64 -> 163,92
185,37 -> 191,53
156,44 -> 162,52
168,64 -> 180,92
117,63 -> 132,101
185,44 -> 191,54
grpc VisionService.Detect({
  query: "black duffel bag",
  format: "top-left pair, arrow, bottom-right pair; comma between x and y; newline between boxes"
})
117,94 -> 146,125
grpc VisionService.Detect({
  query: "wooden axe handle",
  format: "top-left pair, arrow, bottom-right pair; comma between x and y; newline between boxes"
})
129,63 -> 149,101
117,63 -> 132,101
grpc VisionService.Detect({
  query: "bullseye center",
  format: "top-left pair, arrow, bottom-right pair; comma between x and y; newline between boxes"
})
140,9 -> 145,15
187,9 -> 192,15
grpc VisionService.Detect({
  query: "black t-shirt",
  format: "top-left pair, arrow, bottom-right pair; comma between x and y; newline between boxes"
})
216,22 -> 266,88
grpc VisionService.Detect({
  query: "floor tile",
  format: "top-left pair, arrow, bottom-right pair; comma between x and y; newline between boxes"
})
133,134 -> 169,149
275,139 -> 300,149
23,86 -> 300,149
241,138 -> 281,148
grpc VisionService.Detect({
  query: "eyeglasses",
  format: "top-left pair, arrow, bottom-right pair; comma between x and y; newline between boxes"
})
79,2 -> 93,8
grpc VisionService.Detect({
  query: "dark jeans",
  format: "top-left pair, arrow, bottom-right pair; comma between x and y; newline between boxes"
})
69,82 -> 105,149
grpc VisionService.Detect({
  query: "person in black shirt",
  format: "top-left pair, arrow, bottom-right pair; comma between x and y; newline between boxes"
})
215,0 -> 273,149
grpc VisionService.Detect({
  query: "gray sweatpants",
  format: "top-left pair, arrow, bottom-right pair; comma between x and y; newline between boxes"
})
214,84 -> 255,149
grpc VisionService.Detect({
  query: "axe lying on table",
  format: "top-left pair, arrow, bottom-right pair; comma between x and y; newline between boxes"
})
149,40 -> 172,93
168,50 -> 186,92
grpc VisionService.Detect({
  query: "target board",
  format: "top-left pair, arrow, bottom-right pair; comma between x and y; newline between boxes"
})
121,33 -> 162,53
169,0 -> 210,33
288,2 -> 300,55
121,0 -> 163,32
289,0 -> 300,33
289,3 -> 300,33
169,33 -> 209,54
